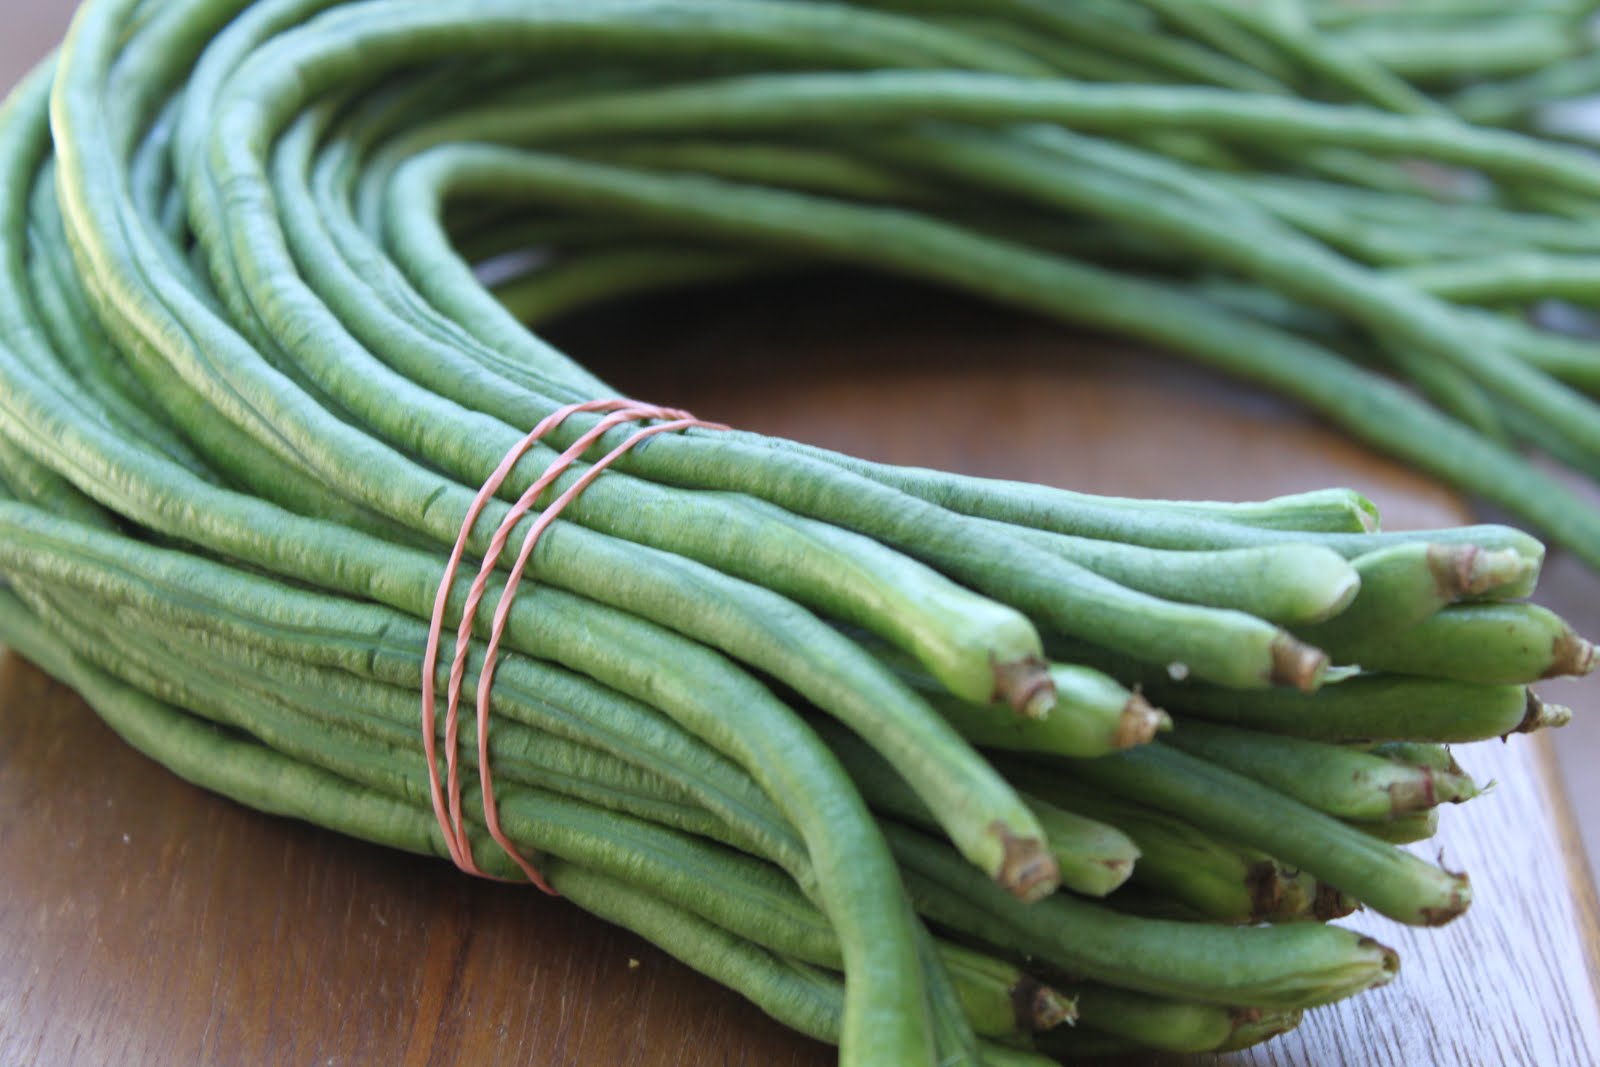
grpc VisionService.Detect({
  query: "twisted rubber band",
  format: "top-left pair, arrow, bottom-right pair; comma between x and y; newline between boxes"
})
421,399 -> 725,890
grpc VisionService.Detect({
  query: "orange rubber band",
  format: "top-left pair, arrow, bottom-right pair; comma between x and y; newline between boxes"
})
421,400 -> 725,890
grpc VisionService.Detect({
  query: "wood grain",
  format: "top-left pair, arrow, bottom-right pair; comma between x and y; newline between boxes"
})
3,275 -> 1599,1065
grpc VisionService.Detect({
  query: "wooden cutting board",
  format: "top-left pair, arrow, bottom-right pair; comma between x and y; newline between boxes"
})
3,277 -> 1599,1066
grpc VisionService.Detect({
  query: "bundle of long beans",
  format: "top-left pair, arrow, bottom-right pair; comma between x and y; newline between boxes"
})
1,0 -> 1598,1063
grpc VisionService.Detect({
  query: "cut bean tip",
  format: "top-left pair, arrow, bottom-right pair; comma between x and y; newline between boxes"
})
994,655 -> 1056,720
1431,543 -> 1538,600
1544,629 -> 1597,679
1437,770 -> 1483,807
1014,978 -> 1076,1032
1314,883 -> 1360,922
1225,1007 -> 1306,1053
1513,691 -> 1573,735
992,821 -> 1061,902
1427,543 -> 1481,601
1463,547 -> 1535,599
1419,873 -> 1472,927
1270,636 -> 1329,692
1245,860 -> 1283,922
1113,691 -> 1170,749
1099,857 -> 1136,893
1358,938 -> 1403,984
1387,768 -> 1480,817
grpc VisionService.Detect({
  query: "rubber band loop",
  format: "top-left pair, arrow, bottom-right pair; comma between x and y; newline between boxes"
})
421,400 -> 725,889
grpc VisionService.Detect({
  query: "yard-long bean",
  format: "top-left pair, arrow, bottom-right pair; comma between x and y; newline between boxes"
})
3,2 -> 1597,1062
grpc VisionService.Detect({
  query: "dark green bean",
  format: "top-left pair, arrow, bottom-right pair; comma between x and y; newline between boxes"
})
1319,603 -> 1597,684
1006,767 -> 1318,925
888,823 -> 1401,1010
1348,810 -> 1443,846
1052,744 -> 1472,925
820,722 -> 1140,898
1143,675 -> 1534,743
1162,722 -> 1481,821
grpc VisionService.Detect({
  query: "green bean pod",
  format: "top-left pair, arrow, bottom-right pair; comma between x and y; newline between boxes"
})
889,824 -> 1401,1010
1348,810 -> 1443,845
918,663 -> 1170,758
819,721 -> 1140,899
1029,1029 -> 1143,1058
1361,741 -> 1464,775
991,527 -> 1362,626
1296,542 -> 1535,653
1145,675 -> 1534,742
939,942 -> 1076,1037
1049,984 -> 1246,1054
1215,1004 -> 1307,1050
1162,722 -> 1482,820
1007,769 -> 1312,925
1054,744 -> 1472,926
1319,602 -> 1597,684
10,578 -> 1087,1056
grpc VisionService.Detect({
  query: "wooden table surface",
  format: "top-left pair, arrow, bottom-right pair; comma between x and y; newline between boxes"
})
3,274 -> 1600,1066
